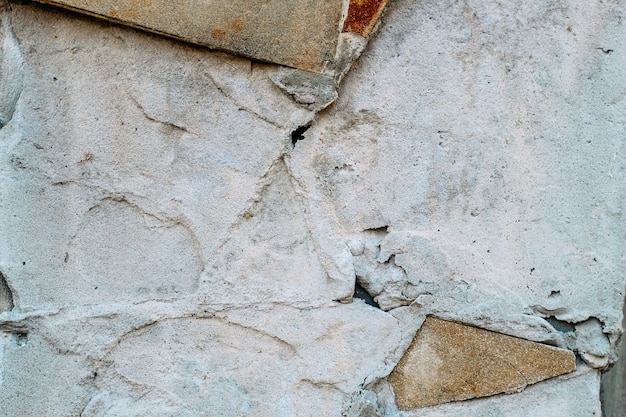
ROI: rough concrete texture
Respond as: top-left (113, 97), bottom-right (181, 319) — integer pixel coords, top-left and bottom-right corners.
top-left (388, 317), bottom-right (576, 409)
top-left (0, 2), bottom-right (22, 127)
top-left (0, 0), bottom-right (624, 416)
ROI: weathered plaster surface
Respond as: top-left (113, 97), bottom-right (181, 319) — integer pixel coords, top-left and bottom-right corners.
top-left (0, 2), bottom-right (22, 128)
top-left (0, 0), bottom-right (623, 415)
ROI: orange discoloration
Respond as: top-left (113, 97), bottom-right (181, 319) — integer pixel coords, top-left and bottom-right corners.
top-left (107, 0), bottom-right (152, 22)
top-left (211, 28), bottom-right (227, 40)
top-left (78, 152), bottom-right (94, 164)
top-left (230, 18), bottom-right (244, 32)
top-left (342, 0), bottom-right (388, 37)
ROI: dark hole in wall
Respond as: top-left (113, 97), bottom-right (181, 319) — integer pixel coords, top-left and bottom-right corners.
top-left (363, 226), bottom-right (388, 234)
top-left (353, 282), bottom-right (380, 309)
top-left (0, 271), bottom-right (14, 312)
top-left (13, 332), bottom-right (28, 346)
top-left (291, 125), bottom-right (310, 146)
top-left (546, 316), bottom-right (575, 333)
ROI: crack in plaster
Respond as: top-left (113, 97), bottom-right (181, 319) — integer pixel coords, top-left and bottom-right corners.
top-left (129, 95), bottom-right (193, 134)
top-left (201, 70), bottom-right (288, 130)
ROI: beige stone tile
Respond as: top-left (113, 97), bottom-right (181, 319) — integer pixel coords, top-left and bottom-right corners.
top-left (389, 316), bottom-right (577, 410)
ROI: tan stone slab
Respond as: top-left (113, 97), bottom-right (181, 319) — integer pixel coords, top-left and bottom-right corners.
top-left (388, 316), bottom-right (576, 410)
top-left (34, 0), bottom-right (344, 73)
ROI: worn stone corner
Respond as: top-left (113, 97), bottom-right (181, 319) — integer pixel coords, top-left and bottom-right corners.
top-left (388, 316), bottom-right (577, 410)
top-left (32, 0), bottom-right (389, 76)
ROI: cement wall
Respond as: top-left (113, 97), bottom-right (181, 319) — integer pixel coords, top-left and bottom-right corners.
top-left (0, 0), bottom-right (624, 415)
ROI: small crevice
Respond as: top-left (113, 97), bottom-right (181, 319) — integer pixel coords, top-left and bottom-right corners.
top-left (363, 226), bottom-right (388, 234)
top-left (129, 96), bottom-right (191, 134)
top-left (291, 124), bottom-right (310, 146)
top-left (0, 270), bottom-right (14, 312)
top-left (12, 331), bottom-right (27, 346)
top-left (353, 281), bottom-right (380, 309)
top-left (546, 316), bottom-right (575, 333)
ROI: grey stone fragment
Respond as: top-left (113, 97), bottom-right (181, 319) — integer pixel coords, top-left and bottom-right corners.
top-left (333, 32), bottom-right (368, 81)
top-left (270, 68), bottom-right (338, 111)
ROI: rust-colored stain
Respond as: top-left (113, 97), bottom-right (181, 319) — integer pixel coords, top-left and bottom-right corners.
top-left (211, 28), bottom-right (226, 40)
top-left (78, 152), bottom-right (94, 164)
top-left (342, 0), bottom-right (388, 37)
top-left (230, 18), bottom-right (244, 32)
top-left (111, 0), bottom-right (152, 21)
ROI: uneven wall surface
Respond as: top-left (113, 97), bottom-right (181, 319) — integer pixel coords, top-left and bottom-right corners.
top-left (0, 0), bottom-right (624, 416)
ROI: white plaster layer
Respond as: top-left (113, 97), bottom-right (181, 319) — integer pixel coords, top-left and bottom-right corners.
top-left (0, 1), bottom-right (22, 128)
top-left (0, 0), bottom-right (623, 415)
top-left (289, 0), bottom-right (625, 364)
